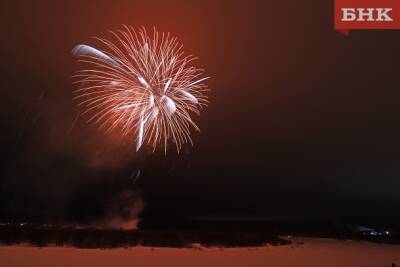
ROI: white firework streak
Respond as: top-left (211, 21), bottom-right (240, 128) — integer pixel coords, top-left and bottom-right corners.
top-left (72, 26), bottom-right (209, 153)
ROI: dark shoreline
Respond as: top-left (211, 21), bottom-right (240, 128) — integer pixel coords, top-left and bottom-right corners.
top-left (1, 220), bottom-right (400, 249)
top-left (0, 224), bottom-right (290, 249)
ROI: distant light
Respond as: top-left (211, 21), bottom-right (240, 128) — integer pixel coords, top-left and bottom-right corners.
top-left (385, 231), bottom-right (390, 235)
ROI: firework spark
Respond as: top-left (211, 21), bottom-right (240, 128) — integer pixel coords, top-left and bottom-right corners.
top-left (72, 26), bottom-right (209, 153)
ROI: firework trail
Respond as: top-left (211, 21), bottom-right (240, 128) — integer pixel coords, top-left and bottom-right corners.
top-left (72, 26), bottom-right (209, 153)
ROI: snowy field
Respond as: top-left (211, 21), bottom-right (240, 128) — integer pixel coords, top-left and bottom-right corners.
top-left (1, 237), bottom-right (400, 267)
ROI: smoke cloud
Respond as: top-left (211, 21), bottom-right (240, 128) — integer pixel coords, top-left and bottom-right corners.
top-left (96, 190), bottom-right (144, 230)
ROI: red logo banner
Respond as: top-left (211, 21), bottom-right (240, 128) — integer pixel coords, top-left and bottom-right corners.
top-left (335, 0), bottom-right (400, 31)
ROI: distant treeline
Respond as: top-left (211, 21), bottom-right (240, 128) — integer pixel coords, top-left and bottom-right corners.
top-left (0, 224), bottom-right (290, 249)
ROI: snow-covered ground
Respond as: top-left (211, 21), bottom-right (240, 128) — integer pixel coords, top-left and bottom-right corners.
top-left (0, 237), bottom-right (399, 267)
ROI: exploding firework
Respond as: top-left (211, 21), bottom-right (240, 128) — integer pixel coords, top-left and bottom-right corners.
top-left (72, 26), bottom-right (209, 153)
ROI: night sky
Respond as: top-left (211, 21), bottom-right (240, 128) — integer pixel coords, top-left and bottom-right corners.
top-left (2, 0), bottom-right (400, 224)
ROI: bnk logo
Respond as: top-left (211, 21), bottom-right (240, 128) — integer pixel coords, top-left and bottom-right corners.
top-left (341, 8), bottom-right (393, 22)
top-left (335, 0), bottom-right (400, 30)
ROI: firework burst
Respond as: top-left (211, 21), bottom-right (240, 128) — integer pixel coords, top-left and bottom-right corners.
top-left (72, 26), bottom-right (209, 153)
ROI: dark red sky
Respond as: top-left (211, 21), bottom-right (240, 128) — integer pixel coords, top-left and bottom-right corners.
top-left (2, 1), bottom-right (400, 223)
